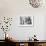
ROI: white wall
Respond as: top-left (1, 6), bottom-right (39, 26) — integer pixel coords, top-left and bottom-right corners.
top-left (0, 0), bottom-right (46, 40)
top-left (0, 16), bottom-right (45, 40)
top-left (0, 0), bottom-right (46, 17)
top-left (44, 16), bottom-right (46, 40)
top-left (9, 16), bottom-right (45, 40)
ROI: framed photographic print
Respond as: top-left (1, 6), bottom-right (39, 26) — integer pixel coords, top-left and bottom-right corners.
top-left (18, 16), bottom-right (34, 27)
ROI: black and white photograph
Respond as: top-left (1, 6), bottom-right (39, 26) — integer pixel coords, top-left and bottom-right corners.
top-left (19, 16), bottom-right (34, 26)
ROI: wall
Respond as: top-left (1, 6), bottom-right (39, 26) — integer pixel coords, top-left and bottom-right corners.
top-left (44, 16), bottom-right (46, 40)
top-left (0, 0), bottom-right (46, 17)
top-left (0, 16), bottom-right (45, 40)
top-left (0, 0), bottom-right (46, 40)
top-left (9, 16), bottom-right (45, 40)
